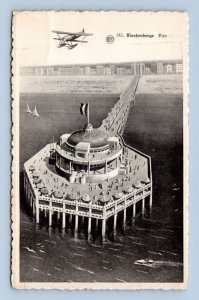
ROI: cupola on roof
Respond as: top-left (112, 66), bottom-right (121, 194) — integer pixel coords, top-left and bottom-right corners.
top-left (67, 123), bottom-right (109, 148)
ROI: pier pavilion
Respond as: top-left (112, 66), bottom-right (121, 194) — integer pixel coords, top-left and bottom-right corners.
top-left (55, 123), bottom-right (123, 183)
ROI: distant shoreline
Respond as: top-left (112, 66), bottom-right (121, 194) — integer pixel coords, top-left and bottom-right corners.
top-left (20, 74), bottom-right (183, 95)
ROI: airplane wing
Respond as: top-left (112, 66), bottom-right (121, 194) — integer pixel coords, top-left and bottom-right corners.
top-left (52, 30), bottom-right (93, 36)
top-left (74, 39), bottom-right (88, 43)
top-left (78, 33), bottom-right (93, 36)
top-left (52, 30), bottom-right (73, 35)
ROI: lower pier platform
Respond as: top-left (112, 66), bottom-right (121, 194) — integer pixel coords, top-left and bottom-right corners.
top-left (24, 141), bottom-right (152, 243)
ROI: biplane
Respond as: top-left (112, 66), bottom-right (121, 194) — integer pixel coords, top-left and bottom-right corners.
top-left (52, 28), bottom-right (93, 50)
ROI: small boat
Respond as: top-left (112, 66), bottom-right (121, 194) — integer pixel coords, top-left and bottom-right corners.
top-left (33, 106), bottom-right (40, 117)
top-left (134, 259), bottom-right (154, 267)
top-left (26, 104), bottom-right (32, 114)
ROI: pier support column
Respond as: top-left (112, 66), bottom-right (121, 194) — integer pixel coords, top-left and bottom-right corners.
top-left (57, 211), bottom-right (60, 220)
top-left (49, 210), bottom-right (52, 227)
top-left (44, 209), bottom-right (47, 218)
top-left (102, 219), bottom-right (106, 244)
top-left (133, 203), bottom-right (136, 218)
top-left (49, 201), bottom-right (52, 227)
top-left (88, 217), bottom-right (91, 242)
top-left (123, 208), bottom-right (127, 230)
top-left (149, 192), bottom-right (153, 208)
top-left (75, 215), bottom-right (79, 237)
top-left (142, 198), bottom-right (145, 214)
top-left (113, 213), bottom-right (117, 238)
top-left (36, 207), bottom-right (40, 224)
top-left (62, 212), bottom-right (66, 229)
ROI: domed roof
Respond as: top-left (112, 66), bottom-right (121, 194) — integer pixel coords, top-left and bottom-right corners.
top-left (67, 124), bottom-right (109, 148)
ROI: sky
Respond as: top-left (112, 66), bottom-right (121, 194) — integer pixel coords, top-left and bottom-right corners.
top-left (13, 11), bottom-right (188, 66)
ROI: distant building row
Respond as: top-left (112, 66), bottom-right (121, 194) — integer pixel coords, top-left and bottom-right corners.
top-left (20, 63), bottom-right (146, 76)
top-left (156, 62), bottom-right (183, 74)
top-left (20, 61), bottom-right (183, 76)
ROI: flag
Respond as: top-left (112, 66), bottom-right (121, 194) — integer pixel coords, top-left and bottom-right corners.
top-left (80, 103), bottom-right (89, 117)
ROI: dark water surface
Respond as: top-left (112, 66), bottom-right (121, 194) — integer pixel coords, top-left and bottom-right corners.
top-left (20, 93), bottom-right (183, 283)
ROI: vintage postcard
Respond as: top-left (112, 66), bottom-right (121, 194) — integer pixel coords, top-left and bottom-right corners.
top-left (11, 11), bottom-right (189, 289)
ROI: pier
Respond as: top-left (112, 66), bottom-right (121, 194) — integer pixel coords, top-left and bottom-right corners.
top-left (23, 75), bottom-right (152, 243)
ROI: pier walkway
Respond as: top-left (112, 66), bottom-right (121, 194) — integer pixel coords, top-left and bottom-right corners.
top-left (99, 76), bottom-right (140, 135)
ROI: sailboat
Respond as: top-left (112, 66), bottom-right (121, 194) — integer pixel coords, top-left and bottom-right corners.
top-left (26, 104), bottom-right (32, 114)
top-left (32, 106), bottom-right (40, 117)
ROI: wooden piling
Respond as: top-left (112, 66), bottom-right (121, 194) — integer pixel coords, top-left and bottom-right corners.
top-left (123, 208), bottom-right (126, 230)
top-left (75, 215), bottom-right (79, 234)
top-left (133, 203), bottom-right (136, 218)
top-left (49, 210), bottom-right (52, 227)
top-left (36, 207), bottom-right (40, 224)
top-left (149, 192), bottom-right (152, 208)
top-left (62, 212), bottom-right (66, 229)
top-left (102, 219), bottom-right (106, 243)
top-left (113, 213), bottom-right (117, 237)
top-left (88, 217), bottom-right (91, 241)
top-left (142, 198), bottom-right (145, 214)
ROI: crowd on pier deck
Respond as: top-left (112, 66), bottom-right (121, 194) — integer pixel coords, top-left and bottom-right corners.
top-left (25, 143), bottom-right (149, 206)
